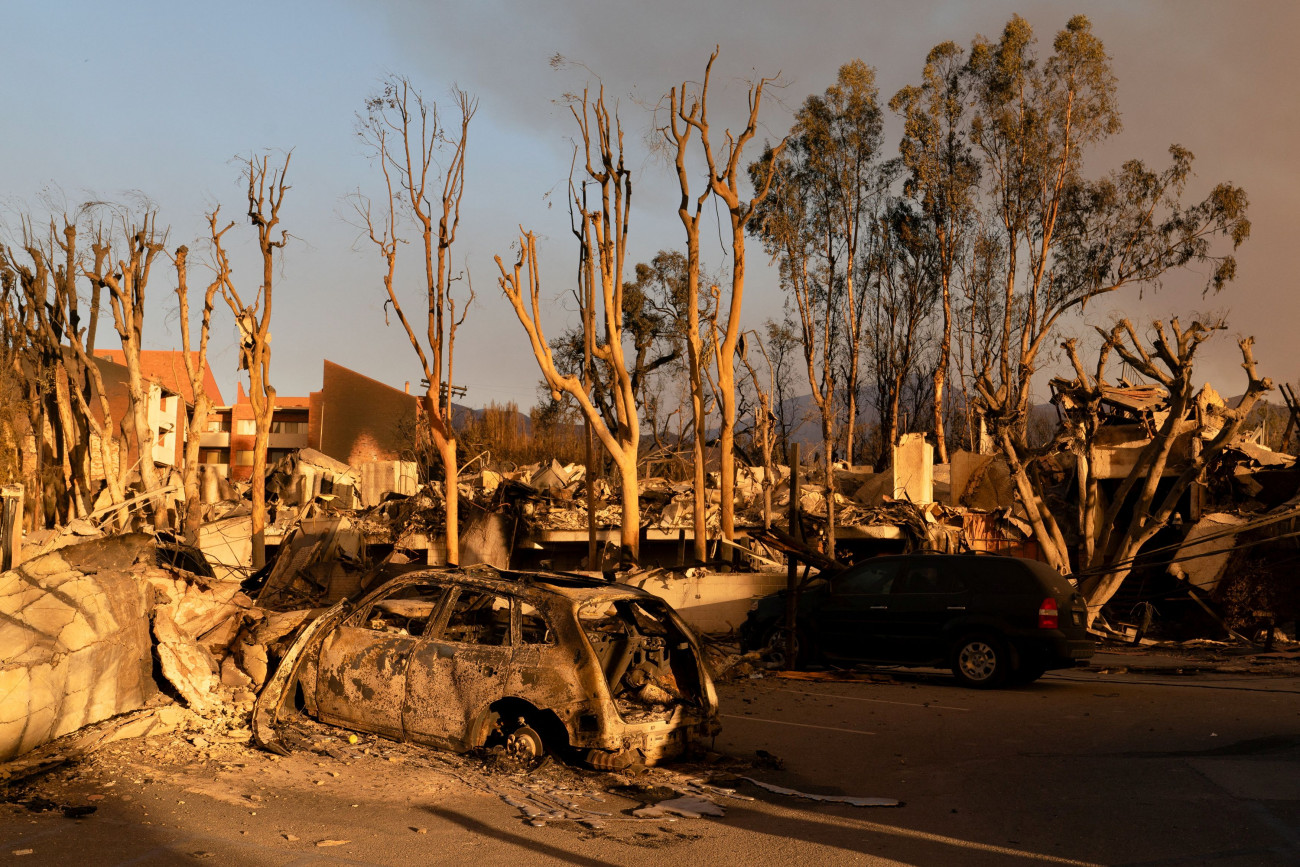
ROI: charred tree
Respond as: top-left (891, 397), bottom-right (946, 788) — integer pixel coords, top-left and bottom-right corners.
top-left (357, 78), bottom-right (475, 565)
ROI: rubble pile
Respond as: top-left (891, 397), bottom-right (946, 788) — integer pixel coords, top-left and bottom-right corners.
top-left (1049, 378), bottom-right (1300, 639)
top-left (3, 368), bottom-right (1296, 768)
top-left (0, 533), bottom-right (265, 762)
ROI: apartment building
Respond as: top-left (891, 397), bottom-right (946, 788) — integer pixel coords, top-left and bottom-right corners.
top-left (91, 349), bottom-right (225, 472)
top-left (198, 359), bottom-right (418, 481)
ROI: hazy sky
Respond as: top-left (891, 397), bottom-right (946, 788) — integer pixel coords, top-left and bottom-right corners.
top-left (3, 1), bottom-right (1296, 409)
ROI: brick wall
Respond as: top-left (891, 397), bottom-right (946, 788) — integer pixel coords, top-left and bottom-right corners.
top-left (316, 360), bottom-right (418, 467)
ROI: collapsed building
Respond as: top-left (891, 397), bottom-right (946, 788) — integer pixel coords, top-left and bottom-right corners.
top-left (1049, 378), bottom-right (1300, 641)
top-left (3, 353), bottom-right (1298, 767)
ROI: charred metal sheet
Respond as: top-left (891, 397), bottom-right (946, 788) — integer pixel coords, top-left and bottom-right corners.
top-left (252, 598), bottom-right (351, 755)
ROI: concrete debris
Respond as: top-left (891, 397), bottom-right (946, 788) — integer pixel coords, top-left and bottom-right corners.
top-left (5, 379), bottom-right (1294, 769)
top-left (256, 515), bottom-right (366, 609)
top-left (0, 537), bottom-right (156, 761)
top-left (738, 776), bottom-right (902, 807)
top-left (1168, 513), bottom-right (1250, 592)
top-left (152, 606), bottom-right (219, 713)
top-left (1, 530), bottom-right (276, 764)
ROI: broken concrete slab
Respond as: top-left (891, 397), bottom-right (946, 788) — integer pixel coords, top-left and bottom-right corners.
top-left (359, 460), bottom-right (419, 508)
top-left (1168, 513), bottom-right (1250, 592)
top-left (152, 606), bottom-right (218, 713)
top-left (0, 539), bottom-right (156, 762)
top-left (460, 510), bottom-right (512, 569)
top-left (950, 450), bottom-right (1015, 511)
top-left (196, 514), bottom-right (253, 582)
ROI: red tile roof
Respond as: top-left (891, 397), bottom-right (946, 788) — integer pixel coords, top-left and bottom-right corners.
top-left (94, 350), bottom-right (224, 406)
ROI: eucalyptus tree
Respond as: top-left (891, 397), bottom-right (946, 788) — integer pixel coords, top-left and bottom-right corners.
top-left (748, 60), bottom-right (890, 554)
top-left (966, 14), bottom-right (1250, 572)
top-left (890, 41), bottom-right (980, 463)
top-left (865, 200), bottom-right (940, 470)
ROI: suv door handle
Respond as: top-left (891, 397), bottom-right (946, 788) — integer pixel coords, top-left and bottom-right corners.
top-left (870, 605), bottom-right (888, 610)
top-left (946, 606), bottom-right (966, 611)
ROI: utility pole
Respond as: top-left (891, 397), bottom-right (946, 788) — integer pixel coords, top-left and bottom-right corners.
top-left (784, 442), bottom-right (802, 668)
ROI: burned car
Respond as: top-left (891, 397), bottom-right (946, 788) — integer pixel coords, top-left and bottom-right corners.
top-left (254, 566), bottom-right (720, 767)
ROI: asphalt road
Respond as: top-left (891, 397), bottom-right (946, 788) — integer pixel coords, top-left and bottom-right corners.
top-left (715, 661), bottom-right (1300, 865)
top-left (2, 659), bottom-right (1298, 866)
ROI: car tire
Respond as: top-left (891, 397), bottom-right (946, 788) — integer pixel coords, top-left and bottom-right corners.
top-left (950, 633), bottom-right (1009, 689)
top-left (762, 626), bottom-right (818, 668)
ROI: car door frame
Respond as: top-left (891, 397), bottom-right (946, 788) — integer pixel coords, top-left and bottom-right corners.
top-left (887, 559), bottom-right (971, 663)
top-left (813, 558), bottom-right (904, 661)
top-left (401, 583), bottom-right (520, 751)
top-left (313, 592), bottom-right (433, 740)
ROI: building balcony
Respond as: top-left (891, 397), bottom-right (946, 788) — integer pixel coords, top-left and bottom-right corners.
top-left (268, 432), bottom-right (310, 449)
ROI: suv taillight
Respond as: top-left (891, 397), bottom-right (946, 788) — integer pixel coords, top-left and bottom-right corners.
top-left (1038, 598), bottom-right (1059, 629)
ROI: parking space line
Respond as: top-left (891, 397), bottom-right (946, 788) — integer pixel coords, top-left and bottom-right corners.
top-left (720, 714), bottom-right (876, 735)
top-left (774, 687), bottom-right (971, 711)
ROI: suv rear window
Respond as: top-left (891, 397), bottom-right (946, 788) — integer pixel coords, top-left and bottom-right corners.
top-left (1021, 559), bottom-right (1078, 596)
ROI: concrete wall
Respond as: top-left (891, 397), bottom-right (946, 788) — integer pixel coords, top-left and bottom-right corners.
top-left (0, 540), bottom-right (155, 761)
top-left (623, 570), bottom-right (790, 634)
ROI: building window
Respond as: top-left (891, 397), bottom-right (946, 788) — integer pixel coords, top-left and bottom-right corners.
top-left (267, 448), bottom-right (294, 465)
top-left (235, 419), bottom-right (256, 435)
top-left (199, 449), bottom-right (225, 464)
top-left (270, 419), bottom-right (309, 434)
top-left (205, 416), bottom-right (231, 433)
top-left (234, 450), bottom-right (254, 466)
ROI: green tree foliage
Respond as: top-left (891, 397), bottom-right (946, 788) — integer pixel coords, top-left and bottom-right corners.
top-left (890, 40), bottom-right (980, 461)
top-left (967, 14), bottom-right (1249, 426)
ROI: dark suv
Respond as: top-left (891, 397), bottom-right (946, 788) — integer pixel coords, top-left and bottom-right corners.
top-left (739, 553), bottom-right (1094, 687)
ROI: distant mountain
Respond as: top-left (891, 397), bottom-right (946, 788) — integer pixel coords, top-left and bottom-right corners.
top-left (450, 402), bottom-right (534, 433)
top-left (763, 388), bottom-right (1061, 454)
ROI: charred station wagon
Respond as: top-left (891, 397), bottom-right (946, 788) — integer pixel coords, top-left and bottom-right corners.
top-left (255, 566), bottom-right (720, 767)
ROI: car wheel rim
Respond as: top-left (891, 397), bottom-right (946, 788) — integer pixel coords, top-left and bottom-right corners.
top-left (505, 725), bottom-right (543, 760)
top-left (765, 630), bottom-right (795, 666)
top-left (959, 641), bottom-right (997, 681)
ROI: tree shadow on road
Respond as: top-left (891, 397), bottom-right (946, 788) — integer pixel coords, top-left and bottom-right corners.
top-left (421, 805), bottom-right (617, 866)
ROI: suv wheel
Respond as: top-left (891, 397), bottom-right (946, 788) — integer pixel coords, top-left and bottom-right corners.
top-left (951, 633), bottom-right (1008, 689)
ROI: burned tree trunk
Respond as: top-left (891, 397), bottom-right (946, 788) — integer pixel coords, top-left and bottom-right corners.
top-left (1075, 320), bottom-right (1271, 623)
top-left (89, 210), bottom-right (170, 529)
top-left (356, 79), bottom-right (475, 565)
top-left (173, 212), bottom-right (230, 541)
top-left (218, 154), bottom-right (292, 569)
